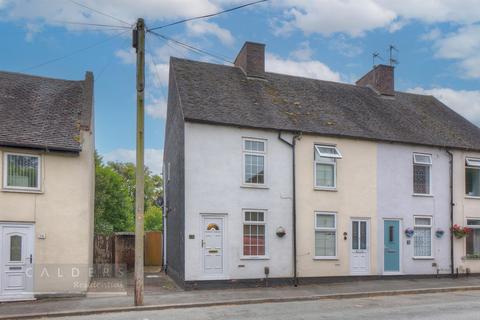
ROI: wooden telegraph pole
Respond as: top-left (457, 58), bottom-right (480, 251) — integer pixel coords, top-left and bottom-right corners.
top-left (133, 18), bottom-right (145, 306)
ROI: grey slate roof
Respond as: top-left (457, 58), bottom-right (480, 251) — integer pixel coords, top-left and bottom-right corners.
top-left (170, 57), bottom-right (480, 151)
top-left (0, 71), bottom-right (93, 153)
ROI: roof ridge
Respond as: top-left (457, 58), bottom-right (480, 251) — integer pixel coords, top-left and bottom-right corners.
top-left (0, 70), bottom-right (86, 83)
top-left (171, 57), bottom-right (437, 98)
top-left (170, 56), bottom-right (480, 151)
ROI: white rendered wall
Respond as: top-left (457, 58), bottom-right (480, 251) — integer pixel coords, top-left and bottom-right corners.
top-left (184, 123), bottom-right (293, 281)
top-left (452, 150), bottom-right (480, 273)
top-left (377, 143), bottom-right (451, 275)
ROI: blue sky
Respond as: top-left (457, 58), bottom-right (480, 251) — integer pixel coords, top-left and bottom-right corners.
top-left (0, 0), bottom-right (479, 174)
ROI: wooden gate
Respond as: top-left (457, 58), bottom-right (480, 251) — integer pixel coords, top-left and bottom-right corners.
top-left (144, 231), bottom-right (163, 267)
top-left (93, 232), bottom-right (163, 275)
top-left (93, 234), bottom-right (115, 277)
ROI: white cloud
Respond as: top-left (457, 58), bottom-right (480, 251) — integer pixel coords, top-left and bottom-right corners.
top-left (145, 97), bottom-right (167, 120)
top-left (115, 48), bottom-right (136, 65)
top-left (266, 53), bottom-right (341, 82)
top-left (186, 20), bottom-right (234, 46)
top-left (420, 28), bottom-right (441, 41)
top-left (408, 87), bottom-right (480, 126)
top-left (379, 0), bottom-right (480, 25)
top-left (432, 25), bottom-right (480, 78)
top-left (272, 0), bottom-right (480, 37)
top-left (103, 148), bottom-right (164, 174)
top-left (273, 0), bottom-right (396, 37)
top-left (24, 23), bottom-right (42, 42)
top-left (290, 41), bottom-right (313, 61)
top-left (329, 35), bottom-right (363, 57)
top-left (0, 0), bottom-right (221, 30)
top-left (147, 60), bottom-right (169, 87)
top-left (152, 44), bottom-right (189, 63)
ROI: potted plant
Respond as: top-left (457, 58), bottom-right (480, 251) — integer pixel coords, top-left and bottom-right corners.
top-left (405, 227), bottom-right (415, 238)
top-left (451, 224), bottom-right (472, 239)
top-left (435, 229), bottom-right (445, 239)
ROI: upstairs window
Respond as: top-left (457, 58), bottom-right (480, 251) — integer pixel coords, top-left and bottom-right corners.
top-left (243, 138), bottom-right (266, 186)
top-left (466, 158), bottom-right (480, 197)
top-left (3, 153), bottom-right (40, 190)
top-left (413, 216), bottom-right (433, 258)
top-left (413, 153), bottom-right (432, 195)
top-left (314, 145), bottom-right (342, 189)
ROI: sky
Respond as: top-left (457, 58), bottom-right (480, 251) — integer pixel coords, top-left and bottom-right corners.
top-left (0, 0), bottom-right (479, 174)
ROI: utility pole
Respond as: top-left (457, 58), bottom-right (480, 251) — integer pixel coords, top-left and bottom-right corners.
top-left (133, 17), bottom-right (145, 307)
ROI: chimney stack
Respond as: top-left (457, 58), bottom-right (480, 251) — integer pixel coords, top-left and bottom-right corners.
top-left (234, 42), bottom-right (265, 79)
top-left (356, 64), bottom-right (394, 96)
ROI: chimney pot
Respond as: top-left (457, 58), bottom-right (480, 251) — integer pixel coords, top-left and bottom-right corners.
top-left (234, 42), bottom-right (265, 79)
top-left (356, 64), bottom-right (394, 96)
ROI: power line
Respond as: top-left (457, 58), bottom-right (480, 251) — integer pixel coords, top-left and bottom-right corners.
top-left (21, 29), bottom-right (129, 71)
top-left (148, 0), bottom-right (268, 31)
top-left (52, 20), bottom-right (132, 29)
top-left (148, 30), bottom-right (233, 65)
top-left (67, 0), bottom-right (133, 27)
top-left (97, 36), bottom-right (131, 80)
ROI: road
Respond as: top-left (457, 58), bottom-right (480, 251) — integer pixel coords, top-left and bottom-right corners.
top-left (50, 291), bottom-right (480, 320)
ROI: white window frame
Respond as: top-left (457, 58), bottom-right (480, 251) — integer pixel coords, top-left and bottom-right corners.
top-left (413, 153), bottom-right (433, 196)
top-left (314, 211), bottom-right (337, 259)
top-left (242, 138), bottom-right (267, 187)
top-left (3, 152), bottom-right (41, 191)
top-left (413, 216), bottom-right (433, 259)
top-left (466, 157), bottom-right (480, 197)
top-left (466, 218), bottom-right (480, 256)
top-left (466, 158), bottom-right (480, 167)
top-left (314, 145), bottom-right (342, 190)
top-left (242, 209), bottom-right (268, 259)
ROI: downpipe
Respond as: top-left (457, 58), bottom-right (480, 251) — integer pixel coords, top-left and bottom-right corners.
top-left (446, 149), bottom-right (454, 277)
top-left (278, 131), bottom-right (302, 287)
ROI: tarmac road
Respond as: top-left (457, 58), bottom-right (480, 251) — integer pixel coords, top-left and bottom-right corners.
top-left (48, 290), bottom-right (480, 320)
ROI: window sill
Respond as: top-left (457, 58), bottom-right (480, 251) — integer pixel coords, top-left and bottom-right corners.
top-left (2, 188), bottom-right (43, 194)
top-left (465, 196), bottom-right (480, 200)
top-left (314, 187), bottom-right (337, 192)
top-left (412, 193), bottom-right (434, 198)
top-left (462, 256), bottom-right (480, 261)
top-left (240, 256), bottom-right (269, 260)
top-left (412, 257), bottom-right (434, 260)
top-left (313, 257), bottom-right (338, 261)
top-left (241, 184), bottom-right (269, 190)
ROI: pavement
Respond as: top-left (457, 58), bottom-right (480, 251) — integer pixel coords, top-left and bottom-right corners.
top-left (2, 275), bottom-right (480, 319)
top-left (45, 290), bottom-right (480, 320)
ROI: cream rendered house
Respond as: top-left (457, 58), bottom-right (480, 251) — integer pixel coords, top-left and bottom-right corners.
top-left (294, 64), bottom-right (480, 280)
top-left (0, 71), bottom-right (95, 301)
top-left (164, 41), bottom-right (480, 287)
top-left (453, 151), bottom-right (480, 274)
top-left (296, 137), bottom-right (378, 278)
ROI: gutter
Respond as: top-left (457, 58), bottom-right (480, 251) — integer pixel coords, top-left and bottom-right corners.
top-left (446, 149), bottom-right (454, 277)
top-left (0, 142), bottom-right (81, 154)
top-left (278, 131), bottom-right (301, 286)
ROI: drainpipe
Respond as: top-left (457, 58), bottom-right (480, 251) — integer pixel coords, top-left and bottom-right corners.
top-left (162, 167), bottom-right (168, 273)
top-left (446, 149), bottom-right (454, 277)
top-left (278, 131), bottom-right (301, 287)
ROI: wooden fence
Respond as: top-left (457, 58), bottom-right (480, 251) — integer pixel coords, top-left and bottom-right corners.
top-left (93, 231), bottom-right (163, 277)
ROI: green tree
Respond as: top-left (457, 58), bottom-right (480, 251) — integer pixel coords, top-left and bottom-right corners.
top-left (107, 161), bottom-right (163, 211)
top-left (144, 206), bottom-right (163, 231)
top-left (94, 153), bottom-right (134, 234)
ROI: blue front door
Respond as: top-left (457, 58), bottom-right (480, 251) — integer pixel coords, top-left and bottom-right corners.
top-left (384, 220), bottom-right (400, 272)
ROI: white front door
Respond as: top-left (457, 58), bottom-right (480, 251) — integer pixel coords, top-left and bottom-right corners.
top-left (0, 224), bottom-right (35, 301)
top-left (202, 216), bottom-right (224, 277)
top-left (350, 219), bottom-right (370, 275)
